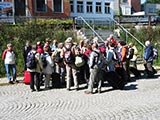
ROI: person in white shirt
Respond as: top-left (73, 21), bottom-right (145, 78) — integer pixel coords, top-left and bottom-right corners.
top-left (2, 43), bottom-right (17, 84)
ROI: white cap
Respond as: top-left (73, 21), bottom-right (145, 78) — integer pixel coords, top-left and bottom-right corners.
top-left (110, 34), bottom-right (113, 37)
top-left (93, 37), bottom-right (98, 43)
top-left (65, 37), bottom-right (72, 43)
top-left (145, 40), bottom-right (150, 46)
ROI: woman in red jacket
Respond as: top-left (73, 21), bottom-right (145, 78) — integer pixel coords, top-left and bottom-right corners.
top-left (2, 43), bottom-right (17, 84)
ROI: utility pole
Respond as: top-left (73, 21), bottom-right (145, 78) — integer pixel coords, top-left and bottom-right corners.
top-left (12, 0), bottom-right (15, 24)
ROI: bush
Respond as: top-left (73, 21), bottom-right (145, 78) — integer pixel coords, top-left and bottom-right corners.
top-left (120, 26), bottom-right (160, 66)
top-left (0, 19), bottom-right (74, 77)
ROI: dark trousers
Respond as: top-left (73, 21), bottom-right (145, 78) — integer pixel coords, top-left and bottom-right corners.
top-left (144, 62), bottom-right (155, 77)
top-left (132, 61), bottom-right (137, 69)
top-left (121, 60), bottom-right (130, 82)
top-left (30, 72), bottom-right (40, 90)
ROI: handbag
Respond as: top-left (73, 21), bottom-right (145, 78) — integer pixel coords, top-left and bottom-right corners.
top-left (75, 56), bottom-right (85, 67)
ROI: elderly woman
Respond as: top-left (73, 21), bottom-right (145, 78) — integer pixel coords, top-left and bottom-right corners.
top-left (27, 45), bottom-right (43, 92)
top-left (2, 43), bottom-right (17, 84)
top-left (144, 40), bottom-right (155, 78)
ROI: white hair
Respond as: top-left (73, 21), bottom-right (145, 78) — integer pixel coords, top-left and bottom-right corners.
top-left (145, 40), bottom-right (150, 46)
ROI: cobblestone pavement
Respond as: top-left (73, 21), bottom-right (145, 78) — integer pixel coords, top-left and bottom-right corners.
top-left (0, 72), bottom-right (160, 120)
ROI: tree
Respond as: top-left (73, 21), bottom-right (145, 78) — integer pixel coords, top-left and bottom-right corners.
top-left (147, 0), bottom-right (160, 3)
top-left (157, 10), bottom-right (160, 16)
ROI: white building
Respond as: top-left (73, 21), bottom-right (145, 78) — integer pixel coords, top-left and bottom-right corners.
top-left (144, 3), bottom-right (160, 16)
top-left (70, 0), bottom-right (114, 20)
top-left (121, 4), bottom-right (131, 15)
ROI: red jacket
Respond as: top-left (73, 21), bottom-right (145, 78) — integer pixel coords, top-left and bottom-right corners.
top-left (84, 49), bottom-right (92, 58)
top-left (2, 49), bottom-right (8, 60)
top-left (110, 38), bottom-right (118, 47)
top-left (37, 45), bottom-right (43, 54)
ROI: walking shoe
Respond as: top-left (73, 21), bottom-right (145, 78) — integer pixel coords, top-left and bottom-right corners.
top-left (31, 89), bottom-right (36, 92)
top-left (98, 90), bottom-right (101, 94)
top-left (36, 89), bottom-right (40, 92)
top-left (66, 88), bottom-right (71, 91)
top-left (84, 91), bottom-right (93, 94)
top-left (14, 80), bottom-right (19, 83)
top-left (95, 89), bottom-right (101, 94)
top-left (75, 88), bottom-right (79, 91)
top-left (8, 81), bottom-right (14, 84)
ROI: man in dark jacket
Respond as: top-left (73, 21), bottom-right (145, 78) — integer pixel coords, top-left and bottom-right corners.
top-left (144, 40), bottom-right (155, 78)
top-left (23, 41), bottom-right (32, 70)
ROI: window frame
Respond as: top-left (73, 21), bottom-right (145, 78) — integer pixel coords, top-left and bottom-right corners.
top-left (70, 0), bottom-right (74, 13)
top-left (77, 1), bottom-right (83, 13)
top-left (96, 2), bottom-right (102, 14)
top-left (86, 1), bottom-right (93, 13)
top-left (53, 0), bottom-right (63, 13)
top-left (104, 3), bottom-right (110, 14)
top-left (35, 0), bottom-right (47, 13)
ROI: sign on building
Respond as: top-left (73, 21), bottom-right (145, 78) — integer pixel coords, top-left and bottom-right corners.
top-left (0, 2), bottom-right (13, 9)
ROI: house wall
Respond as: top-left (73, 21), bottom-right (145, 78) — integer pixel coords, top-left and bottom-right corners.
top-left (145, 3), bottom-right (160, 16)
top-left (129, 0), bottom-right (141, 12)
top-left (70, 0), bottom-right (114, 20)
top-left (114, 0), bottom-right (140, 15)
top-left (2, 0), bottom-right (70, 18)
top-left (28, 0), bottom-right (70, 17)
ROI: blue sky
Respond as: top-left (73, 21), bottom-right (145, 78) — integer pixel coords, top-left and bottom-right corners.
top-left (141, 0), bottom-right (146, 4)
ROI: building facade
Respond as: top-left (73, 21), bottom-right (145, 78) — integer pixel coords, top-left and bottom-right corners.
top-left (144, 3), bottom-right (160, 16)
top-left (70, 0), bottom-right (114, 20)
top-left (114, 0), bottom-right (140, 15)
top-left (1, 0), bottom-right (70, 18)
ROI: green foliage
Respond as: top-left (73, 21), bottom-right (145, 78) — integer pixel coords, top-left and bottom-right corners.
top-left (0, 19), bottom-right (74, 77)
top-left (157, 10), bottom-right (160, 16)
top-left (120, 25), bottom-right (160, 66)
top-left (147, 0), bottom-right (160, 3)
top-left (24, 19), bottom-right (73, 30)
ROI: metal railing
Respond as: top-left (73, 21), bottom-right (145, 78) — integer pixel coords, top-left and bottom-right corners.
top-left (112, 18), bottom-right (145, 48)
top-left (76, 16), bottom-right (145, 48)
top-left (75, 16), bottom-right (109, 43)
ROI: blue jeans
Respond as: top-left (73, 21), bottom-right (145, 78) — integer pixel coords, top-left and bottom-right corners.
top-left (5, 64), bottom-right (17, 81)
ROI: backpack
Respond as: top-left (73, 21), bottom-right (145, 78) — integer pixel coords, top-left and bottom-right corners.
top-left (41, 53), bottom-right (48, 68)
top-left (75, 56), bottom-right (85, 67)
top-left (54, 51), bottom-right (63, 63)
top-left (152, 47), bottom-right (158, 59)
top-left (126, 47), bottom-right (134, 60)
top-left (26, 51), bottom-right (37, 69)
top-left (64, 47), bottom-right (74, 64)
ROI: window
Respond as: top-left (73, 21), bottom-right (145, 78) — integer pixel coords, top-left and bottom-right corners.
top-left (53, 0), bottom-right (62, 13)
top-left (77, 1), bottom-right (83, 13)
top-left (105, 3), bottom-right (110, 14)
top-left (87, 2), bottom-right (92, 13)
top-left (70, 0), bottom-right (74, 12)
top-left (96, 2), bottom-right (101, 13)
top-left (123, 0), bottom-right (127, 3)
top-left (148, 8), bottom-right (154, 13)
top-left (35, 0), bottom-right (47, 12)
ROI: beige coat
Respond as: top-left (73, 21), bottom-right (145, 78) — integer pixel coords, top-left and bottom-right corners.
top-left (27, 51), bottom-right (43, 73)
top-left (130, 45), bottom-right (138, 61)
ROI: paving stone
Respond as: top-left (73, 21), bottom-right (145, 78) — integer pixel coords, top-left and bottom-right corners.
top-left (0, 72), bottom-right (160, 120)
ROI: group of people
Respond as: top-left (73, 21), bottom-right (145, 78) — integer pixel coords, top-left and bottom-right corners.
top-left (2, 34), bottom-right (157, 94)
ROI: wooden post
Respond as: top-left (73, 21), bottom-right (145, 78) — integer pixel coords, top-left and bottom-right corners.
top-left (72, 17), bottom-right (76, 30)
top-left (118, 15), bottom-right (120, 30)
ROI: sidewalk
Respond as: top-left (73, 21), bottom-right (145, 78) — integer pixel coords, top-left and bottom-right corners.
top-left (0, 69), bottom-right (160, 120)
